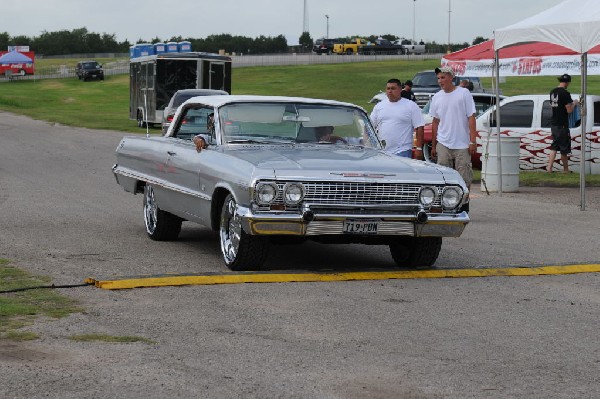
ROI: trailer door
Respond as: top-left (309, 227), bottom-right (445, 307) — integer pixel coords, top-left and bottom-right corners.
top-left (202, 60), bottom-right (231, 93)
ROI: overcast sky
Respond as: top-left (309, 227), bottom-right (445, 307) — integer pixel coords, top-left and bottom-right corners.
top-left (1, 0), bottom-right (566, 45)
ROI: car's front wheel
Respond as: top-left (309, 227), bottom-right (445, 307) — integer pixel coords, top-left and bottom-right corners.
top-left (143, 185), bottom-right (182, 241)
top-left (389, 237), bottom-right (442, 269)
top-left (219, 194), bottom-right (269, 271)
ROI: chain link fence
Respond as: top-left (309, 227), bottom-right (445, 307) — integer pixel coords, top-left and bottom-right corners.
top-left (1, 53), bottom-right (440, 82)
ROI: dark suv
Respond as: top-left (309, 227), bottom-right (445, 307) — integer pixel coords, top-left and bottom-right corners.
top-left (76, 60), bottom-right (104, 81)
top-left (411, 71), bottom-right (483, 107)
top-left (312, 38), bottom-right (341, 55)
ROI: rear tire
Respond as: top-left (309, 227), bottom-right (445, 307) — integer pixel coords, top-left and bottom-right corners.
top-left (143, 185), bottom-right (182, 241)
top-left (219, 194), bottom-right (269, 271)
top-left (389, 237), bottom-right (442, 269)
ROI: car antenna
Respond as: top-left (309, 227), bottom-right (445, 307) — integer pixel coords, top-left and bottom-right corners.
top-left (143, 92), bottom-right (149, 138)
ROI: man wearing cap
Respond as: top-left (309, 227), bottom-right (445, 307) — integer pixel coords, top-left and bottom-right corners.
top-left (401, 80), bottom-right (417, 102)
top-left (429, 66), bottom-right (477, 193)
top-left (547, 73), bottom-right (578, 173)
top-left (371, 78), bottom-right (425, 159)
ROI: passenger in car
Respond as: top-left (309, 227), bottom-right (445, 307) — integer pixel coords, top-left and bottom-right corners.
top-left (192, 113), bottom-right (214, 152)
top-left (315, 126), bottom-right (347, 144)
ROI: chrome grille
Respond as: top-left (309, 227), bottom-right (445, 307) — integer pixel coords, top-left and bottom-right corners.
top-left (254, 182), bottom-right (445, 210)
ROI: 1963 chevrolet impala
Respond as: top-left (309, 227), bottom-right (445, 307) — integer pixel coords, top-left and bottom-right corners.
top-left (113, 95), bottom-right (470, 270)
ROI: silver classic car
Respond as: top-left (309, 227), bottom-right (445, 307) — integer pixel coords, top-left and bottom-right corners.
top-left (113, 95), bottom-right (470, 270)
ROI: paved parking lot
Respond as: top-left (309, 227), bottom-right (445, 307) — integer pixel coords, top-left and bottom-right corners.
top-left (1, 112), bottom-right (599, 398)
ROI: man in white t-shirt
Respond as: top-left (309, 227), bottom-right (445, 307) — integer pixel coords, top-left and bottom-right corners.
top-left (370, 78), bottom-right (425, 158)
top-left (429, 67), bottom-right (477, 188)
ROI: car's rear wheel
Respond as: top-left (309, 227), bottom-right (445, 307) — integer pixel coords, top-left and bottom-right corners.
top-left (219, 194), bottom-right (269, 271)
top-left (143, 185), bottom-right (182, 241)
top-left (389, 237), bottom-right (442, 269)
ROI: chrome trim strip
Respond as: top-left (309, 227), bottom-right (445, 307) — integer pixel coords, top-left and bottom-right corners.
top-left (113, 166), bottom-right (211, 201)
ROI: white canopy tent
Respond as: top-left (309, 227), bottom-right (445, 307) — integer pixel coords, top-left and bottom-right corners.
top-left (493, 0), bottom-right (600, 210)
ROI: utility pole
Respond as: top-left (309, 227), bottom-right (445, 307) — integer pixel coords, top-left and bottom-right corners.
top-left (325, 15), bottom-right (329, 39)
top-left (447, 0), bottom-right (452, 53)
top-left (413, 0), bottom-right (416, 44)
top-left (303, 0), bottom-right (309, 33)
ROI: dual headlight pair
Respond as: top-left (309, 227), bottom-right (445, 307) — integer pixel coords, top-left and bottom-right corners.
top-left (419, 186), bottom-right (463, 210)
top-left (255, 182), bottom-right (304, 205)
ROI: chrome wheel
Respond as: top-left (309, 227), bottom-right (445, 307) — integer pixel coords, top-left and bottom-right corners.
top-left (220, 196), bottom-right (242, 264)
top-left (143, 185), bottom-right (181, 241)
top-left (144, 186), bottom-right (158, 235)
top-left (219, 194), bottom-right (269, 271)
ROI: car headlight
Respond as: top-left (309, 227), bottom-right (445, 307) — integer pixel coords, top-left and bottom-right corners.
top-left (283, 183), bottom-right (305, 205)
top-left (441, 186), bottom-right (463, 209)
top-left (418, 186), bottom-right (437, 207)
top-left (255, 182), bottom-right (278, 205)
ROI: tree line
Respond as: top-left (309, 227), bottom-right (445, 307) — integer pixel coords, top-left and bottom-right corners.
top-left (0, 28), bottom-right (289, 56)
top-left (0, 28), bottom-right (488, 56)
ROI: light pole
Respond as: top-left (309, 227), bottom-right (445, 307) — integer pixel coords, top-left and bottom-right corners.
top-left (447, 0), bottom-right (452, 53)
top-left (325, 15), bottom-right (329, 39)
top-left (412, 0), bottom-right (416, 44)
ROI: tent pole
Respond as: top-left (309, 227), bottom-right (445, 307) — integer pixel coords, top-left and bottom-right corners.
top-left (580, 53), bottom-right (587, 211)
top-left (495, 50), bottom-right (503, 195)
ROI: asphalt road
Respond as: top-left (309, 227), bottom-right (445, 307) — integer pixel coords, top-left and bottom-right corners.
top-left (1, 111), bottom-right (599, 399)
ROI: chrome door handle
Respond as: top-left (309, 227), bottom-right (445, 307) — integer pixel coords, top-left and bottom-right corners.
top-left (167, 151), bottom-right (176, 156)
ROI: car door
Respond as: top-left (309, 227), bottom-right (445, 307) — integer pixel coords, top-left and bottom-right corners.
top-left (164, 106), bottom-right (215, 224)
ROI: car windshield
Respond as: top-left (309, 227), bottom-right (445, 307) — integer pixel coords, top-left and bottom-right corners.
top-left (173, 94), bottom-right (203, 107)
top-left (412, 73), bottom-right (438, 87)
top-left (82, 62), bottom-right (99, 69)
top-left (217, 102), bottom-right (380, 148)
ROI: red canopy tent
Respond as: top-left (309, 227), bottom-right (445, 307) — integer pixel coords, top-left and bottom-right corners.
top-left (441, 39), bottom-right (600, 77)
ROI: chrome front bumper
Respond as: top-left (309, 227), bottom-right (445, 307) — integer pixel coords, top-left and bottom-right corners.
top-left (236, 206), bottom-right (470, 238)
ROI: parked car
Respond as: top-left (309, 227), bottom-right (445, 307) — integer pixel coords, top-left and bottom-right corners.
top-left (312, 38), bottom-right (341, 54)
top-left (419, 93), bottom-right (506, 167)
top-left (411, 71), bottom-right (483, 107)
top-left (161, 89), bottom-right (229, 133)
top-left (113, 95), bottom-right (470, 271)
top-left (475, 94), bottom-right (600, 173)
top-left (76, 60), bottom-right (104, 81)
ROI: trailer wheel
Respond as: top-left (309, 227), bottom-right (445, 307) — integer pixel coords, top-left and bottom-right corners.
top-left (136, 110), bottom-right (146, 128)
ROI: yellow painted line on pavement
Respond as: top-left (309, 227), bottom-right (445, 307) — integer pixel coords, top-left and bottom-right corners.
top-left (85, 263), bottom-right (600, 290)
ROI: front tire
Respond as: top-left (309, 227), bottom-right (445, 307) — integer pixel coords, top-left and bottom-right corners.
top-left (389, 237), bottom-right (442, 269)
top-left (143, 185), bottom-right (182, 241)
top-left (219, 194), bottom-right (269, 271)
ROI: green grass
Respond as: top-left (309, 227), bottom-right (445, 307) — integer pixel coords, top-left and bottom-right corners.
top-left (0, 259), bottom-right (82, 340)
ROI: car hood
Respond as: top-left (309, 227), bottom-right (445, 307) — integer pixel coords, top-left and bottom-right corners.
top-left (221, 145), bottom-right (454, 184)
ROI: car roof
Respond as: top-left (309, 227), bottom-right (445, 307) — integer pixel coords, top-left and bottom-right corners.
top-left (174, 89), bottom-right (228, 96)
top-left (183, 95), bottom-right (364, 110)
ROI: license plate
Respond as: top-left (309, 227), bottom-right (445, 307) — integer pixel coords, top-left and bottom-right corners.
top-left (343, 219), bottom-right (378, 234)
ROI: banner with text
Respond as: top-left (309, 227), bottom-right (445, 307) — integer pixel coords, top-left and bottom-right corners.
top-left (441, 54), bottom-right (600, 77)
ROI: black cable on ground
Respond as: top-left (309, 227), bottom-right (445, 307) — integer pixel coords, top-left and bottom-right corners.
top-left (0, 282), bottom-right (92, 294)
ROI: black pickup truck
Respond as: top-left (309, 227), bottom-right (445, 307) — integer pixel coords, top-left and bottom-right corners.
top-left (357, 39), bottom-right (404, 55)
